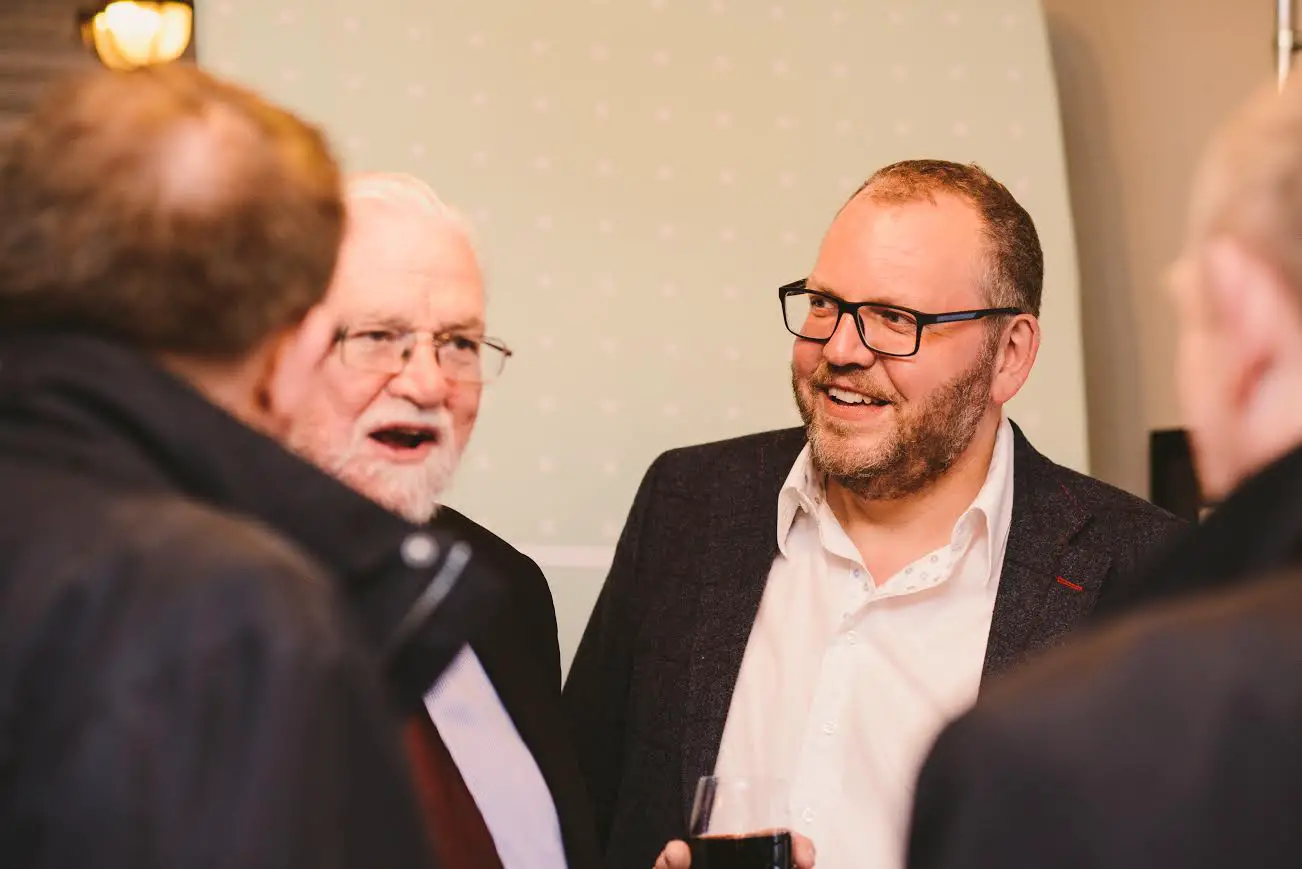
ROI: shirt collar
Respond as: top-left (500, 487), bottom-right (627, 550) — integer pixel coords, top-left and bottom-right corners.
top-left (776, 443), bottom-right (820, 559)
top-left (960, 413), bottom-right (1016, 587)
top-left (773, 414), bottom-right (1016, 584)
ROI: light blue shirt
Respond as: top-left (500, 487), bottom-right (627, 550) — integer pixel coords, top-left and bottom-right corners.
top-left (424, 645), bottom-right (568, 869)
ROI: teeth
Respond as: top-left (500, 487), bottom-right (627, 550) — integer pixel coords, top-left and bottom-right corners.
top-left (828, 387), bottom-right (869, 405)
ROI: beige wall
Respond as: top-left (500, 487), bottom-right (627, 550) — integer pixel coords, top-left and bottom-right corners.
top-left (200, 0), bottom-right (1092, 672)
top-left (1042, 0), bottom-right (1272, 496)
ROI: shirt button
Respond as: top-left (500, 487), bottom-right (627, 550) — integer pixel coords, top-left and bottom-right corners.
top-left (852, 568), bottom-right (862, 578)
top-left (822, 721), bottom-right (837, 735)
top-left (802, 807), bottom-right (816, 823)
top-left (846, 631), bottom-right (858, 645)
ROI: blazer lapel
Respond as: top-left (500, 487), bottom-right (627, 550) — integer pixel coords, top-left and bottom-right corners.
top-left (982, 426), bottom-right (1110, 681)
top-left (677, 431), bottom-right (804, 823)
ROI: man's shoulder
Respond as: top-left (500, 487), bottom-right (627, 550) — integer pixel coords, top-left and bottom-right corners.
top-left (961, 569), bottom-right (1302, 754)
top-left (647, 427), bottom-right (807, 492)
top-left (1012, 423), bottom-right (1184, 536)
top-left (436, 507), bottom-right (549, 588)
top-left (914, 572), bottom-right (1302, 868)
top-left (9, 486), bottom-right (325, 589)
top-left (3, 491), bottom-right (346, 682)
top-left (113, 494), bottom-right (321, 573)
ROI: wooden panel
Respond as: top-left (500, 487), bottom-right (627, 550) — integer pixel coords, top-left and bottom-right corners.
top-left (0, 0), bottom-right (98, 132)
top-left (0, 0), bottom-right (198, 135)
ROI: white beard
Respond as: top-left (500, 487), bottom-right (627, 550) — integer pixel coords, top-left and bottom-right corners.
top-left (333, 446), bottom-right (459, 524)
top-left (290, 405), bottom-right (462, 525)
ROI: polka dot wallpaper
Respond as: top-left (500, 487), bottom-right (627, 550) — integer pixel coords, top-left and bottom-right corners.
top-left (199, 0), bottom-right (1087, 672)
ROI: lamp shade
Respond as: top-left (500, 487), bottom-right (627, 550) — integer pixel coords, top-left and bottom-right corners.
top-left (81, 1), bottom-right (193, 70)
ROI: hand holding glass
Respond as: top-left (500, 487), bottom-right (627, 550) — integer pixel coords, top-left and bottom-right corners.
top-left (688, 777), bottom-right (793, 869)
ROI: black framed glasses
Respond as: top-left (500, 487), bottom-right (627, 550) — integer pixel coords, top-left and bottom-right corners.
top-left (778, 279), bottom-right (1022, 358)
top-left (334, 328), bottom-right (513, 384)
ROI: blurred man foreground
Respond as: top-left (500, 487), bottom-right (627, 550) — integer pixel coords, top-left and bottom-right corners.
top-left (0, 64), bottom-right (498, 869)
top-left (908, 74), bottom-right (1302, 869)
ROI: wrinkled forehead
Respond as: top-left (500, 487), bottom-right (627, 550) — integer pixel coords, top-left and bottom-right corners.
top-left (327, 197), bottom-right (485, 329)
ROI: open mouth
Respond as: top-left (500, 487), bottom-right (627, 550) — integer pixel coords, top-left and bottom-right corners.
top-left (368, 425), bottom-right (441, 450)
top-left (824, 386), bottom-right (891, 408)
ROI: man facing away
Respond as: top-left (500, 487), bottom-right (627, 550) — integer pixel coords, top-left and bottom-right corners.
top-left (562, 160), bottom-right (1184, 869)
top-left (285, 173), bottom-right (600, 869)
top-left (908, 75), bottom-right (1302, 869)
top-left (0, 66), bottom-right (497, 869)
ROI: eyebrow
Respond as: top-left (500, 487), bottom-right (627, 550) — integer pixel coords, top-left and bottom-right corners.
top-left (804, 279), bottom-right (905, 309)
top-left (437, 317), bottom-right (485, 335)
top-left (351, 315), bottom-right (414, 331)
top-left (350, 315), bottom-right (485, 334)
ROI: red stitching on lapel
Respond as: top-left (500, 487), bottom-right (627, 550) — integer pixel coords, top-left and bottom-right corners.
top-left (1056, 576), bottom-right (1084, 592)
top-left (1058, 482), bottom-right (1082, 510)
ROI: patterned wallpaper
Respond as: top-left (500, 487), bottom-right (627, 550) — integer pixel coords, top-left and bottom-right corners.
top-left (199, 0), bottom-right (1086, 673)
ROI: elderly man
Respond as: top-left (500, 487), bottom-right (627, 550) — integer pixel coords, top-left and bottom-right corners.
top-left (907, 77), bottom-right (1302, 869)
top-left (0, 66), bottom-right (501, 869)
top-left (286, 173), bottom-right (599, 869)
top-left (563, 160), bottom-right (1184, 869)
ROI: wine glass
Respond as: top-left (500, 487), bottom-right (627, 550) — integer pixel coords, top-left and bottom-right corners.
top-left (688, 776), bottom-right (793, 869)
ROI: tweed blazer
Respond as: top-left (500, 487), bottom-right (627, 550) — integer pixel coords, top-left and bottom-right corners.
top-left (562, 423), bottom-right (1185, 869)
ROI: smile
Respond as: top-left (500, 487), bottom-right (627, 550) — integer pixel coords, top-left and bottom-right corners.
top-left (824, 386), bottom-right (891, 407)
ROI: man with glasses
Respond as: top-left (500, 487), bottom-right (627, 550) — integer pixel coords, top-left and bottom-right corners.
top-left (286, 173), bottom-right (600, 869)
top-left (563, 160), bottom-right (1182, 869)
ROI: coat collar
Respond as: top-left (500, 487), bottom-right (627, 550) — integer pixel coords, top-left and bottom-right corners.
top-left (0, 329), bottom-right (503, 708)
top-left (1105, 440), bottom-right (1302, 612)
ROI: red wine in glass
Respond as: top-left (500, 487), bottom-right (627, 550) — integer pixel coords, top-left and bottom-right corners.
top-left (690, 829), bottom-right (793, 869)
top-left (689, 777), bottom-right (793, 869)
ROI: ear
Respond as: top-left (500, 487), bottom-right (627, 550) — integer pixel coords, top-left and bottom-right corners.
top-left (256, 305), bottom-right (338, 435)
top-left (989, 314), bottom-right (1041, 405)
top-left (1200, 238), bottom-right (1288, 406)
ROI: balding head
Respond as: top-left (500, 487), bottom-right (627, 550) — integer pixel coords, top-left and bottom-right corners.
top-left (0, 64), bottom-right (342, 359)
top-left (1170, 74), bottom-right (1302, 501)
top-left (1188, 76), bottom-right (1302, 293)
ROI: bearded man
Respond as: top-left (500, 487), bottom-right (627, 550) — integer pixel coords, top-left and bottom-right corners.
top-left (285, 173), bottom-right (600, 869)
top-left (561, 160), bottom-right (1183, 869)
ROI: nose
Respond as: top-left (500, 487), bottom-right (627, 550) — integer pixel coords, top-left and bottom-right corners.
top-left (386, 340), bottom-right (451, 408)
top-left (820, 310), bottom-right (878, 368)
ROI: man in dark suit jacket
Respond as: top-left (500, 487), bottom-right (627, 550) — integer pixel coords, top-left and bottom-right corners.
top-left (907, 78), bottom-right (1302, 869)
top-left (285, 172), bottom-right (599, 869)
top-left (564, 160), bottom-right (1181, 869)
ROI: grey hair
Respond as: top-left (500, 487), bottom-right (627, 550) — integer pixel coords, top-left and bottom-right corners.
top-left (344, 171), bottom-right (478, 249)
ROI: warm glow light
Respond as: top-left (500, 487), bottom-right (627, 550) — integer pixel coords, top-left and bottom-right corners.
top-left (82, 1), bottom-right (193, 71)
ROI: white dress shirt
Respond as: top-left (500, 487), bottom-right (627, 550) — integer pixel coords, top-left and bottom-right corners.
top-left (424, 646), bottom-right (568, 869)
top-left (712, 415), bottom-right (1016, 869)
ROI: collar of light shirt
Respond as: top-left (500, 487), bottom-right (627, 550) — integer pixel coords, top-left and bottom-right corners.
top-left (775, 414), bottom-right (1015, 593)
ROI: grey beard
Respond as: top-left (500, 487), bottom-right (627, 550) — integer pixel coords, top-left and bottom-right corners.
top-left (793, 349), bottom-right (995, 502)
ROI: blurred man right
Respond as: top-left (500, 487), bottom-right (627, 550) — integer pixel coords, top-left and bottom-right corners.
top-left (0, 64), bottom-right (496, 868)
top-left (908, 74), bottom-right (1302, 869)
